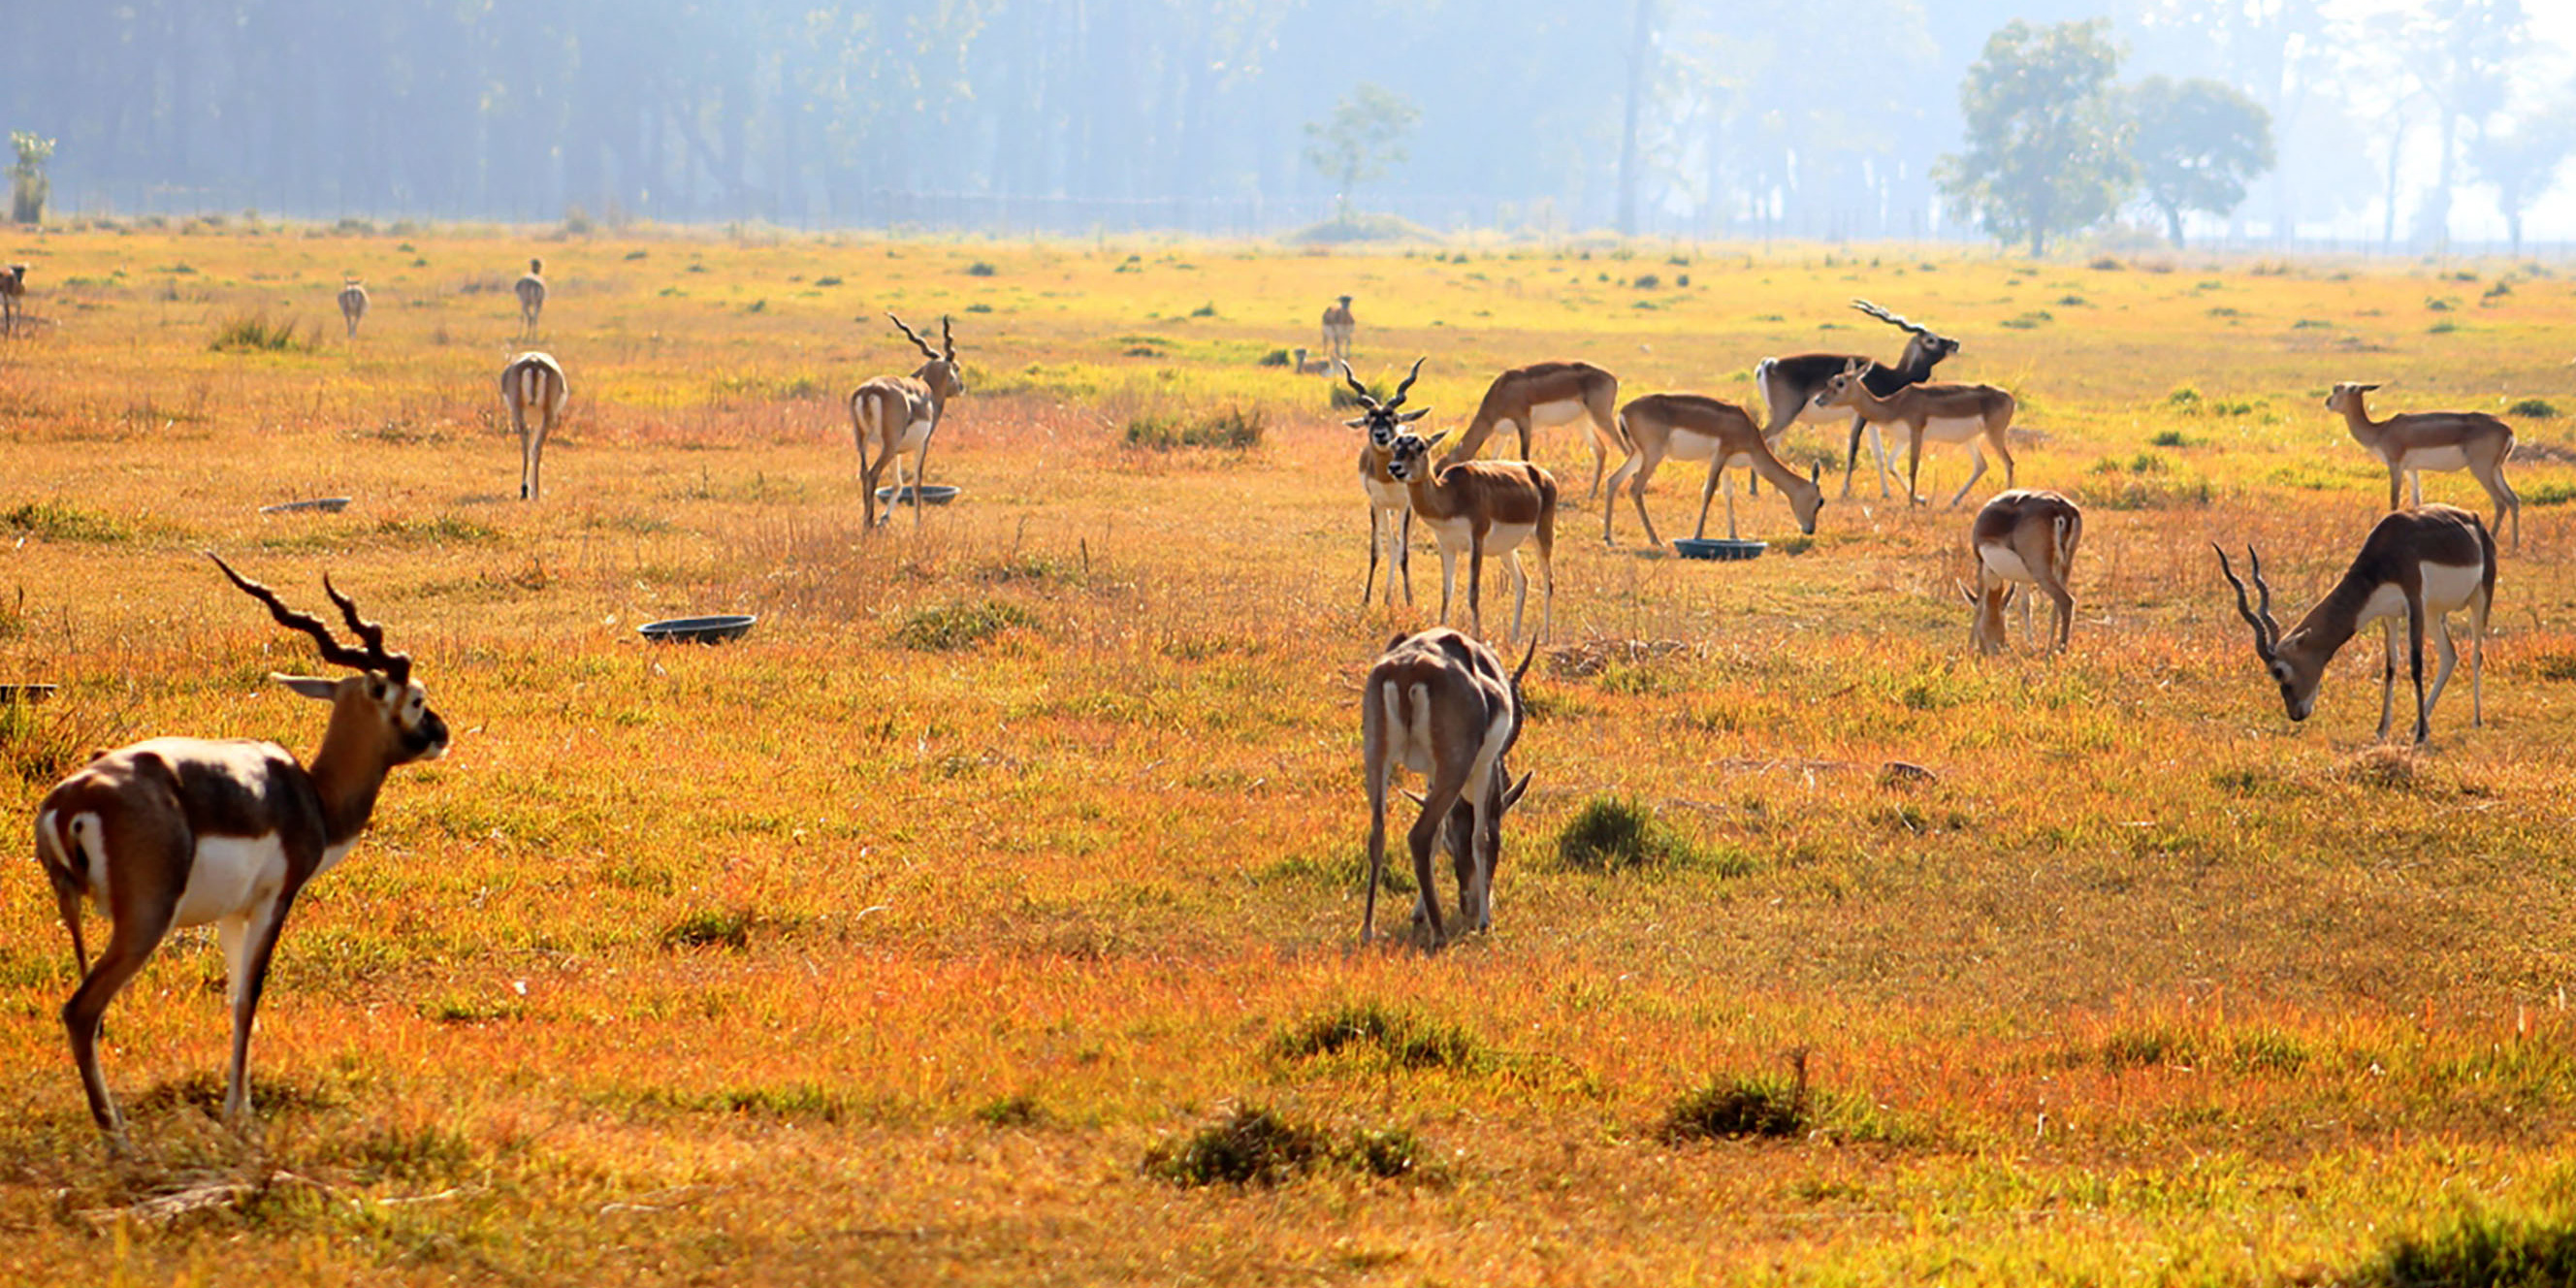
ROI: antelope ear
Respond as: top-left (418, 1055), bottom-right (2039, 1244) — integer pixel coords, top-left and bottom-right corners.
top-left (1423, 431), bottom-right (1450, 450)
top-left (1809, 463), bottom-right (1819, 485)
top-left (2360, 382), bottom-right (2384, 392)
top-left (1400, 407), bottom-right (1431, 422)
top-left (1502, 772), bottom-right (1533, 809)
top-left (273, 674), bottom-right (341, 701)
top-left (1344, 416), bottom-right (1372, 430)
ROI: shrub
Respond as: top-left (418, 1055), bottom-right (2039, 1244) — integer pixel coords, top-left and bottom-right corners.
top-left (965, 261), bottom-right (996, 276)
top-left (2362, 1208), bottom-right (2576, 1286)
top-left (1661, 1070), bottom-right (1809, 1143)
top-left (1143, 1106), bottom-right (1329, 1187)
top-left (210, 311), bottom-right (319, 353)
top-left (1631, 273), bottom-right (1661, 289)
top-left (2505, 398), bottom-right (2559, 418)
top-left (1345, 1127), bottom-right (1428, 1179)
top-left (1555, 795), bottom-right (1700, 872)
top-left (2148, 430), bottom-right (2194, 448)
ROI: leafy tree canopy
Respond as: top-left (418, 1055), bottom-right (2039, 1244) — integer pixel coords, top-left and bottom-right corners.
top-left (2126, 75), bottom-right (2274, 246)
top-left (1934, 18), bottom-right (2134, 256)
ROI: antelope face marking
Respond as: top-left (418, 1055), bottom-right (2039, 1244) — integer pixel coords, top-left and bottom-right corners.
top-left (2268, 658), bottom-right (2318, 723)
top-left (1386, 434), bottom-right (1434, 482)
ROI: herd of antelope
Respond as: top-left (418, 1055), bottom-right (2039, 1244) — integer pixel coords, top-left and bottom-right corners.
top-left (0, 259), bottom-right (2536, 1152)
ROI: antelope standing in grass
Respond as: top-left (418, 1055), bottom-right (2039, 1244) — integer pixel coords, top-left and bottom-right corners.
top-left (337, 277), bottom-right (370, 338)
top-left (849, 312), bottom-right (965, 531)
top-left (32, 557), bottom-right (448, 1149)
top-left (1962, 489), bottom-right (2082, 654)
top-left (0, 263), bottom-right (26, 336)
top-left (2327, 382), bottom-right (2520, 551)
top-left (514, 258), bottom-right (546, 335)
top-left (1345, 359), bottom-right (1429, 607)
top-left (1754, 300), bottom-right (1960, 499)
top-left (1387, 430), bottom-right (1559, 646)
top-left (1322, 295), bottom-right (1356, 365)
top-left (1294, 347), bottom-right (1336, 375)
top-left (1815, 359), bottom-right (2017, 508)
top-left (1601, 393), bottom-right (1822, 547)
top-left (1360, 628), bottom-right (1535, 948)
top-left (2215, 504), bottom-right (2495, 745)
top-left (500, 352), bottom-right (569, 500)
top-left (1437, 362), bottom-right (1624, 503)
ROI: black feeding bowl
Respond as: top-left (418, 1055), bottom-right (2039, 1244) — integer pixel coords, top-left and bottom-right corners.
top-left (1673, 538), bottom-right (1768, 562)
top-left (874, 484), bottom-right (961, 505)
top-left (638, 615), bottom-right (757, 645)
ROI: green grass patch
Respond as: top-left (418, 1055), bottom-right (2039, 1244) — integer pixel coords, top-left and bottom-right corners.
top-left (891, 598), bottom-right (1037, 651)
top-left (1555, 796), bottom-right (1718, 872)
top-left (1272, 1002), bottom-right (1490, 1073)
top-left (1144, 1105), bottom-right (1330, 1187)
top-left (3, 499), bottom-right (131, 543)
top-left (1660, 1071), bottom-right (1809, 1142)
top-left (1123, 406), bottom-right (1265, 450)
top-left (2361, 1208), bottom-right (2576, 1286)
top-left (210, 311), bottom-right (320, 353)
top-left (2506, 398), bottom-right (2560, 418)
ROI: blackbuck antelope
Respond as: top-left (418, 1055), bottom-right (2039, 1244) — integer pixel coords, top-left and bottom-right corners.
top-left (1360, 628), bottom-right (1535, 947)
top-left (1436, 362), bottom-right (1624, 503)
top-left (337, 277), bottom-right (370, 339)
top-left (1387, 431), bottom-right (1559, 646)
top-left (2215, 504), bottom-right (2496, 745)
top-left (1815, 360), bottom-right (2016, 508)
top-left (514, 257), bottom-right (546, 335)
top-left (1344, 358), bottom-right (1430, 607)
top-left (1602, 393), bottom-right (1821, 547)
top-left (1322, 295), bottom-right (1356, 365)
top-left (1962, 490), bottom-right (2082, 654)
top-left (2327, 382), bottom-right (2520, 551)
top-left (850, 312), bottom-right (965, 531)
top-left (500, 352), bottom-right (569, 501)
top-left (1, 263), bottom-right (27, 336)
top-left (33, 557), bottom-right (449, 1146)
top-left (1294, 347), bottom-right (1336, 375)
top-left (1754, 300), bottom-right (1960, 499)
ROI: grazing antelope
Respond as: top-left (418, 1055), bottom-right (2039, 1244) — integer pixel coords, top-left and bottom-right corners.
top-left (849, 312), bottom-right (965, 531)
top-left (1294, 347), bottom-right (1336, 375)
top-left (1754, 300), bottom-right (1960, 499)
top-left (1322, 295), bottom-right (1356, 365)
top-left (337, 277), bottom-right (369, 339)
top-left (32, 556), bottom-right (448, 1147)
top-left (1344, 358), bottom-right (1430, 607)
top-left (2326, 382), bottom-right (2520, 551)
top-left (1961, 489), bottom-right (2082, 654)
top-left (0, 263), bottom-right (26, 336)
top-left (514, 257), bottom-right (546, 335)
top-left (2214, 504), bottom-right (2496, 745)
top-left (1602, 392), bottom-right (1823, 547)
top-left (499, 351), bottom-right (569, 501)
top-left (1814, 359), bottom-right (2017, 508)
top-left (1387, 431), bottom-right (1559, 645)
top-left (1436, 361), bottom-right (1623, 503)
top-left (1360, 628), bottom-right (1535, 947)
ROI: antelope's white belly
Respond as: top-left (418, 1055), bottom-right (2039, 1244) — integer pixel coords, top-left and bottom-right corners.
top-left (1660, 431), bottom-right (1750, 467)
top-left (1527, 399), bottom-right (1589, 429)
top-left (173, 835), bottom-right (291, 928)
top-left (2357, 561), bottom-right (2487, 627)
top-left (2391, 444), bottom-right (2469, 472)
top-left (1920, 415), bottom-right (1992, 445)
top-left (1362, 474), bottom-right (1410, 511)
top-left (1423, 514), bottom-right (1535, 556)
top-left (893, 418), bottom-right (934, 456)
top-left (1977, 542), bottom-right (2037, 585)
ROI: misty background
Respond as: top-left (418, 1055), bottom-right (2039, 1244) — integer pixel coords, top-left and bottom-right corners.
top-left (5, 0), bottom-right (2571, 251)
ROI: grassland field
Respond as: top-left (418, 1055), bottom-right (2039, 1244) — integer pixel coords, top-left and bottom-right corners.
top-left (0, 223), bottom-right (2573, 1284)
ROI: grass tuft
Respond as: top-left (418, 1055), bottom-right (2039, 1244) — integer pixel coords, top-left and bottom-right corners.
top-left (1555, 795), bottom-right (1705, 872)
top-left (210, 311), bottom-right (319, 353)
top-left (1123, 406), bottom-right (1264, 450)
top-left (661, 908), bottom-right (754, 951)
top-left (974, 1093), bottom-right (1047, 1128)
top-left (891, 598), bottom-right (1037, 651)
top-left (1143, 1105), bottom-right (1329, 1188)
top-left (4, 499), bottom-right (131, 543)
top-left (2363, 1208), bottom-right (2576, 1286)
top-left (1272, 1002), bottom-right (1489, 1073)
top-left (1661, 1070), bottom-right (1809, 1143)
top-left (2506, 398), bottom-right (2560, 418)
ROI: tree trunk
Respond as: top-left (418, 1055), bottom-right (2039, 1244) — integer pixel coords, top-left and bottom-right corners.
top-left (1615, 0), bottom-right (1656, 237)
top-left (2164, 201), bottom-right (2185, 247)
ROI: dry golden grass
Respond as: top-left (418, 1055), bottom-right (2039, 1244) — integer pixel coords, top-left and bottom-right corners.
top-left (0, 226), bottom-right (2574, 1284)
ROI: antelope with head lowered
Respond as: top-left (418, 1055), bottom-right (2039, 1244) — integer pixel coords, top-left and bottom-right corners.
top-left (1344, 358), bottom-right (1430, 608)
top-left (1601, 392), bottom-right (1822, 547)
top-left (1435, 361), bottom-right (1624, 503)
top-left (2326, 381), bottom-right (2520, 551)
top-left (1359, 628), bottom-right (1535, 948)
top-left (1961, 489), bottom-right (2082, 654)
top-left (2214, 504), bottom-right (2496, 745)
top-left (1753, 300), bottom-right (1960, 499)
top-left (32, 557), bottom-right (449, 1149)
top-left (850, 312), bottom-right (966, 531)
top-left (1814, 359), bottom-right (2017, 508)
top-left (1386, 427), bottom-right (1559, 646)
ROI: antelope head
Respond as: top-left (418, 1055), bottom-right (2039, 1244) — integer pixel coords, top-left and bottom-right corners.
top-left (2214, 543), bottom-right (2322, 723)
top-left (1384, 429), bottom-right (1449, 483)
top-left (1852, 299), bottom-right (1959, 368)
top-left (2324, 381), bottom-right (2383, 416)
top-left (1813, 358), bottom-right (1877, 410)
top-left (209, 554), bottom-right (450, 769)
top-left (889, 311), bottom-right (964, 402)
top-left (1341, 356), bottom-right (1429, 450)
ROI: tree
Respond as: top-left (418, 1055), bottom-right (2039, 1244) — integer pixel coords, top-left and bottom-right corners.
top-left (1934, 18), bottom-right (2133, 256)
top-left (2471, 107), bottom-right (2576, 256)
top-left (2125, 76), bottom-right (2273, 246)
top-left (1303, 83), bottom-right (1421, 222)
top-left (9, 131), bottom-right (50, 225)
